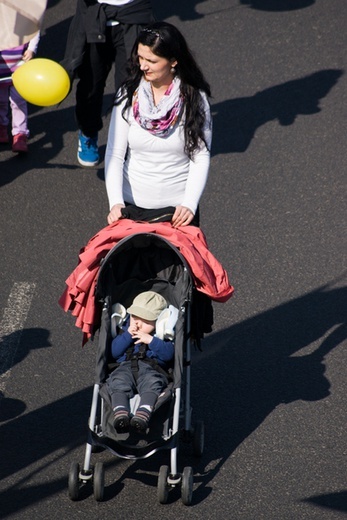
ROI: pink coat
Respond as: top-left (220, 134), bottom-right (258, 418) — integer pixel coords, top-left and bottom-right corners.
top-left (59, 220), bottom-right (234, 343)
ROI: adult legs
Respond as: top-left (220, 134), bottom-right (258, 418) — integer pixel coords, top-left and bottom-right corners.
top-left (75, 24), bottom-right (126, 166)
top-left (75, 43), bottom-right (112, 137)
top-left (75, 24), bottom-right (128, 136)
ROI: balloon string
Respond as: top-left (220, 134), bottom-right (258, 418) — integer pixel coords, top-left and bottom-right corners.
top-left (0, 60), bottom-right (25, 82)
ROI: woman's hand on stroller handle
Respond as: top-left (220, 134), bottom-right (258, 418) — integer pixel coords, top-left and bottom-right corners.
top-left (108, 203), bottom-right (125, 225)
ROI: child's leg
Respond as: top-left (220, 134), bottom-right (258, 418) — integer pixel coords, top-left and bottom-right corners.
top-left (0, 84), bottom-right (10, 128)
top-left (112, 392), bottom-right (131, 433)
top-left (130, 362), bottom-right (168, 433)
top-left (9, 85), bottom-right (29, 137)
top-left (106, 362), bottom-right (135, 433)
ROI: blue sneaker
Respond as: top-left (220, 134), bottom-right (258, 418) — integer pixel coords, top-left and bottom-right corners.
top-left (77, 131), bottom-right (99, 167)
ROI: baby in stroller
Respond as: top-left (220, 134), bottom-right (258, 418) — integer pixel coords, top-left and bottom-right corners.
top-left (106, 291), bottom-right (174, 435)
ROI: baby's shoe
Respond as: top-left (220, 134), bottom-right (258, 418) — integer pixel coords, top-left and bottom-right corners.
top-left (113, 408), bottom-right (130, 433)
top-left (130, 407), bottom-right (151, 434)
top-left (12, 133), bottom-right (28, 153)
top-left (0, 125), bottom-right (9, 143)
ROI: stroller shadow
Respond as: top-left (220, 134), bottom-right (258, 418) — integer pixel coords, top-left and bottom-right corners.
top-left (211, 69), bottom-right (343, 156)
top-left (188, 279), bottom-right (347, 504)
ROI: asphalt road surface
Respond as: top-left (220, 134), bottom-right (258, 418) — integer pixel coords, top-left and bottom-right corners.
top-left (0, 0), bottom-right (346, 519)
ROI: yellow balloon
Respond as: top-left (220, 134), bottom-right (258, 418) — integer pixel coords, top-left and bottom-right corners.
top-left (12, 58), bottom-right (70, 107)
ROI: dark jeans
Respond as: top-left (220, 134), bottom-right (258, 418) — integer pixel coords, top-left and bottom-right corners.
top-left (106, 360), bottom-right (168, 410)
top-left (75, 24), bottom-right (127, 137)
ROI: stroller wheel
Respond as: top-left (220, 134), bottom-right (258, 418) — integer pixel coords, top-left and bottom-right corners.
top-left (157, 465), bottom-right (169, 504)
top-left (93, 462), bottom-right (105, 501)
top-left (193, 420), bottom-right (205, 457)
top-left (181, 466), bottom-right (193, 506)
top-left (68, 462), bottom-right (80, 501)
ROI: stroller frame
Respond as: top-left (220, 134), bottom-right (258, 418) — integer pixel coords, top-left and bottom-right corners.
top-left (68, 233), bottom-right (205, 505)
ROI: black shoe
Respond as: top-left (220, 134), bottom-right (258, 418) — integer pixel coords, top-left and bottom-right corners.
top-left (130, 415), bottom-right (148, 434)
top-left (113, 413), bottom-right (130, 433)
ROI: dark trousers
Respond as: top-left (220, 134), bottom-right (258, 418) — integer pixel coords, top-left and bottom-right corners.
top-left (75, 24), bottom-right (127, 137)
top-left (106, 360), bottom-right (168, 410)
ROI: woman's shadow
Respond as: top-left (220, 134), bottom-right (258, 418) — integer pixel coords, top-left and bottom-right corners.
top-left (211, 69), bottom-right (343, 156)
top-left (185, 278), bottom-right (347, 503)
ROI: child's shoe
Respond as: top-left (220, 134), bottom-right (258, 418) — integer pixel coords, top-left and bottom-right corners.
top-left (0, 125), bottom-right (9, 143)
top-left (12, 133), bottom-right (28, 153)
top-left (113, 408), bottom-right (130, 433)
top-left (130, 407), bottom-right (151, 434)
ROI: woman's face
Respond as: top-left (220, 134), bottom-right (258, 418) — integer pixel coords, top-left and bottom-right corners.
top-left (137, 43), bottom-right (177, 87)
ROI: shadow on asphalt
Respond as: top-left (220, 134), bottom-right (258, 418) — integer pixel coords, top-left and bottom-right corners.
top-left (240, 0), bottom-right (315, 11)
top-left (1, 68), bottom-right (343, 187)
top-left (152, 0), bottom-right (316, 19)
top-left (212, 69), bottom-right (344, 156)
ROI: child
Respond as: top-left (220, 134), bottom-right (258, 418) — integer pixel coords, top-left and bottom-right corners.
top-left (0, 31), bottom-right (40, 153)
top-left (106, 291), bottom-right (174, 434)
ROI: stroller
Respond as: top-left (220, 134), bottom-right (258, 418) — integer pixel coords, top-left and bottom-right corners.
top-left (68, 232), bottom-right (206, 505)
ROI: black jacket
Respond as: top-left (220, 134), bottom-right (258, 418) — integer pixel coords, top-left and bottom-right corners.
top-left (61, 0), bottom-right (154, 79)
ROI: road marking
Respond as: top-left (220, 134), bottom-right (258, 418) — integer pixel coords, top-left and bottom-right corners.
top-left (0, 282), bottom-right (36, 393)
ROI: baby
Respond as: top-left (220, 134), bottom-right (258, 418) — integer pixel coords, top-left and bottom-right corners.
top-left (106, 291), bottom-right (174, 434)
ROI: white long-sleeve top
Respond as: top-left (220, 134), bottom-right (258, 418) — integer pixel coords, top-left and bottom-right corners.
top-left (105, 92), bottom-right (212, 214)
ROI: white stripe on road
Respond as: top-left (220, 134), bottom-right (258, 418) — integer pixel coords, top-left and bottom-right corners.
top-left (0, 282), bottom-right (36, 393)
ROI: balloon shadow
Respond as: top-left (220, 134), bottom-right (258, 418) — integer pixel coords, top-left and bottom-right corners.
top-left (212, 68), bottom-right (343, 156)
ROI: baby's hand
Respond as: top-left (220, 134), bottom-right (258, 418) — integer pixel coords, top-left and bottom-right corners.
top-left (128, 324), bottom-right (138, 336)
top-left (132, 330), bottom-right (153, 345)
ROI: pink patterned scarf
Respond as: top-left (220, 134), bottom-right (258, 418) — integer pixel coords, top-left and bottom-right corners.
top-left (133, 76), bottom-right (183, 136)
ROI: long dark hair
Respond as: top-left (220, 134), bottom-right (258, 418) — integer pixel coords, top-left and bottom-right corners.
top-left (117, 21), bottom-right (211, 158)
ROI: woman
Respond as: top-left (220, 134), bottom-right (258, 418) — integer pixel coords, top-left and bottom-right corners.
top-left (105, 21), bottom-right (212, 228)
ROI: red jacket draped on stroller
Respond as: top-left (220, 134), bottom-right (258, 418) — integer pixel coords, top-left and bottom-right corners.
top-left (59, 219), bottom-right (234, 342)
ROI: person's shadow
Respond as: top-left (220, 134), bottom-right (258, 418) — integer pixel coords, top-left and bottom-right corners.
top-left (182, 279), bottom-right (347, 504)
top-left (211, 68), bottom-right (343, 156)
top-left (151, 0), bottom-right (207, 21)
top-left (0, 328), bottom-right (51, 421)
top-left (152, 0), bottom-right (315, 20)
